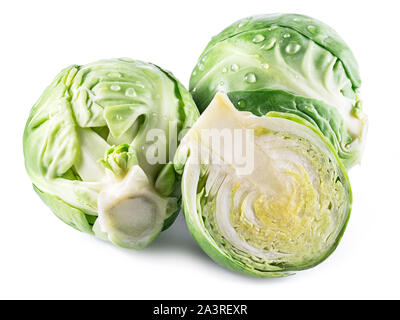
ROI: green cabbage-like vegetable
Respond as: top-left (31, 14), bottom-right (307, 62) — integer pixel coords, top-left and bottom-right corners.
top-left (23, 58), bottom-right (199, 249)
top-left (175, 93), bottom-right (352, 277)
top-left (189, 13), bottom-right (367, 168)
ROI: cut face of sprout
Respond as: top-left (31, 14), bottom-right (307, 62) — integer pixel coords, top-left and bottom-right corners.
top-left (175, 93), bottom-right (351, 276)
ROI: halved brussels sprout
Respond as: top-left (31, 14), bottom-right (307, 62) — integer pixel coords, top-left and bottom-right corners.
top-left (175, 93), bottom-right (351, 277)
top-left (190, 13), bottom-right (367, 168)
top-left (24, 58), bottom-right (199, 249)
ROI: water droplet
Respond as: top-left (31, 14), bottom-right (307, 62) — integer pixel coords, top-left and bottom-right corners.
top-left (307, 25), bottom-right (317, 33)
top-left (116, 114), bottom-right (123, 120)
top-left (222, 67), bottom-right (228, 73)
top-left (238, 22), bottom-right (244, 28)
top-left (231, 64), bottom-right (239, 72)
top-left (244, 73), bottom-right (256, 83)
top-left (304, 105), bottom-right (313, 112)
top-left (192, 70), bottom-right (197, 76)
top-left (285, 42), bottom-right (301, 54)
top-left (293, 18), bottom-right (300, 22)
top-left (283, 33), bottom-right (291, 38)
top-left (262, 38), bottom-right (276, 50)
top-left (192, 87), bottom-right (197, 93)
top-left (219, 81), bottom-right (224, 86)
top-left (198, 64), bottom-right (204, 71)
top-left (262, 63), bottom-right (270, 69)
top-left (110, 85), bottom-right (121, 91)
top-left (201, 56), bottom-right (207, 62)
top-left (252, 34), bottom-right (265, 43)
top-left (237, 99), bottom-right (247, 108)
top-left (125, 88), bottom-right (136, 97)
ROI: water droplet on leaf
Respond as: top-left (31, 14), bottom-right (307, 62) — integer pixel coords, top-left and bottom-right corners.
top-left (244, 73), bottom-right (256, 83)
top-left (262, 38), bottom-right (276, 50)
top-left (307, 25), bottom-right (317, 33)
top-left (231, 64), bottom-right (239, 72)
top-left (267, 25), bottom-right (278, 31)
top-left (237, 99), bottom-right (247, 108)
top-left (125, 88), bottom-right (136, 97)
top-left (285, 42), bottom-right (301, 54)
top-left (262, 63), bottom-right (270, 69)
top-left (252, 34), bottom-right (265, 43)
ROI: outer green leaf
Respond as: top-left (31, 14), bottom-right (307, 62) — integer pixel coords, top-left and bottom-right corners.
top-left (24, 66), bottom-right (80, 179)
top-left (33, 185), bottom-right (94, 234)
top-left (189, 13), bottom-right (367, 168)
top-left (203, 13), bottom-right (360, 88)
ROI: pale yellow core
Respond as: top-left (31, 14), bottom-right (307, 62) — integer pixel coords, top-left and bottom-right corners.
top-left (228, 133), bottom-right (345, 261)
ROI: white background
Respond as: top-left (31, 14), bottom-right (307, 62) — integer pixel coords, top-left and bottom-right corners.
top-left (1, 0), bottom-right (399, 300)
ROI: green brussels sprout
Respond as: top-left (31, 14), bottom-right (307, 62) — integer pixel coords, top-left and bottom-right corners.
top-left (175, 93), bottom-right (352, 277)
top-left (24, 58), bottom-right (199, 249)
top-left (190, 14), bottom-right (367, 168)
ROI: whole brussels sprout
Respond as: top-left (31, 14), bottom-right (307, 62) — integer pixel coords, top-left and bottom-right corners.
top-left (23, 58), bottom-right (199, 249)
top-left (190, 14), bottom-right (367, 168)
